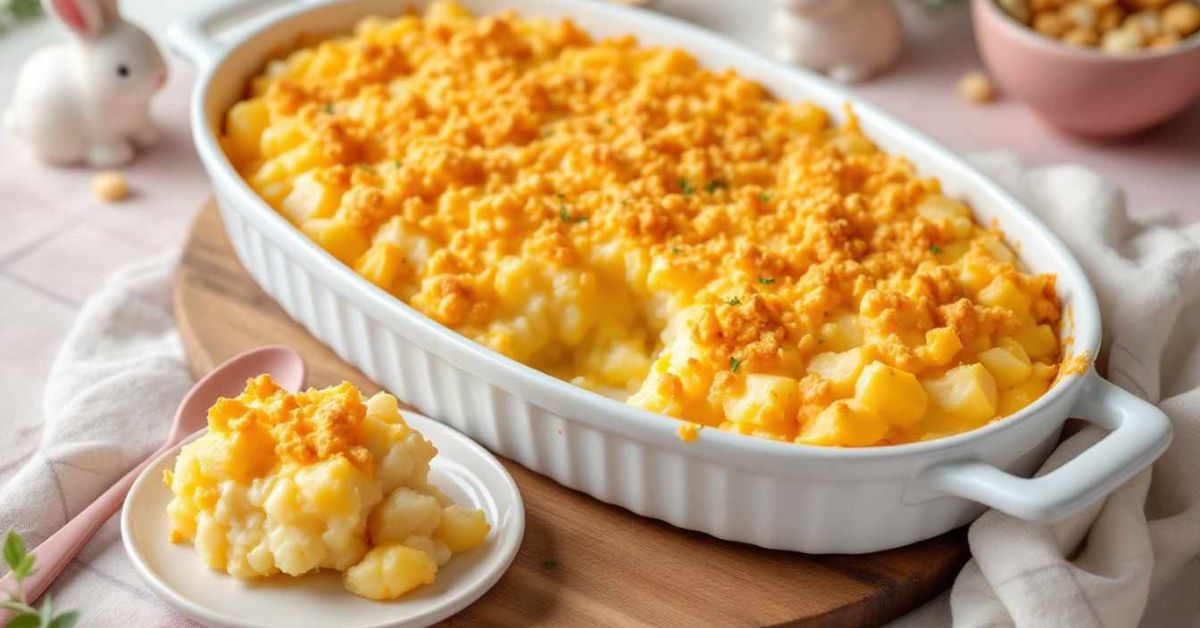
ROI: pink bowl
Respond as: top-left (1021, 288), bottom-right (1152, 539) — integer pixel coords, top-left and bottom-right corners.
top-left (973, 0), bottom-right (1200, 137)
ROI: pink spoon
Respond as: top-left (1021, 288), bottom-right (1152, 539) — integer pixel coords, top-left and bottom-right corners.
top-left (0, 346), bottom-right (305, 615)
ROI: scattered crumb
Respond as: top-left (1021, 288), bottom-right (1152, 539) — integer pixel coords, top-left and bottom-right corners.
top-left (957, 71), bottom-right (996, 104)
top-left (676, 422), bottom-right (701, 443)
top-left (92, 170), bottom-right (130, 202)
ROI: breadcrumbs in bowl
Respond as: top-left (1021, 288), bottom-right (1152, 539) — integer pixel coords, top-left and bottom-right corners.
top-left (974, 0), bottom-right (1200, 136)
top-left (223, 0), bottom-right (1071, 447)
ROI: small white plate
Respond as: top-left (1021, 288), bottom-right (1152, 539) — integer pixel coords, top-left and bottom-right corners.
top-left (121, 410), bottom-right (524, 628)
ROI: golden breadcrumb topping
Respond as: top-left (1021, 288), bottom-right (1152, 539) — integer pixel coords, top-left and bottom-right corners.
top-left (222, 1), bottom-right (1075, 447)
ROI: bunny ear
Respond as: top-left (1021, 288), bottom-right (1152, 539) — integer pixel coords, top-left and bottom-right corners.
top-left (42, 0), bottom-right (107, 39)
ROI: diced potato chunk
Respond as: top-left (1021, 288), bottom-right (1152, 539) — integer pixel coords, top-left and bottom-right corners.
top-left (922, 364), bottom-right (998, 428)
top-left (302, 218), bottom-right (370, 264)
top-left (818, 313), bottom-right (863, 352)
top-left (958, 261), bottom-right (992, 293)
top-left (309, 45), bottom-right (349, 79)
top-left (977, 277), bottom-right (1032, 320)
top-left (917, 195), bottom-right (973, 238)
top-left (225, 99), bottom-right (270, 163)
top-left (722, 374), bottom-right (800, 433)
top-left (426, 0), bottom-right (473, 23)
top-left (252, 143), bottom-right (324, 187)
top-left (854, 361), bottom-right (928, 427)
top-left (997, 362), bottom-right (1055, 416)
top-left (1012, 324), bottom-right (1059, 361)
top-left (918, 327), bottom-right (962, 366)
top-left (344, 544), bottom-right (437, 600)
top-left (365, 391), bottom-right (405, 424)
top-left (935, 241), bottom-right (970, 262)
top-left (789, 102), bottom-right (829, 134)
top-left (280, 171), bottom-right (342, 224)
top-left (259, 119), bottom-right (308, 157)
top-left (796, 400), bottom-right (889, 447)
top-left (356, 242), bottom-right (405, 292)
top-left (978, 236), bottom-right (1017, 264)
top-left (918, 194), bottom-right (971, 218)
top-left (806, 347), bottom-right (866, 397)
top-left (978, 339), bottom-right (1033, 388)
top-left (434, 505), bottom-right (490, 552)
top-left (646, 254), bottom-right (707, 295)
top-left (369, 488), bottom-right (442, 545)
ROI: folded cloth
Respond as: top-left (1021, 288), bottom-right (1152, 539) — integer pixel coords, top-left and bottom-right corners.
top-left (0, 252), bottom-right (195, 626)
top-left (1, 156), bottom-right (1197, 627)
top-left (894, 154), bottom-right (1200, 627)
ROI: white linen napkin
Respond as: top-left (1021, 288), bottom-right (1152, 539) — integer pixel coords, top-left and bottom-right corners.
top-left (1, 156), bottom-right (1197, 627)
top-left (894, 154), bottom-right (1200, 627)
top-left (0, 252), bottom-right (196, 626)
top-left (949, 154), bottom-right (1200, 628)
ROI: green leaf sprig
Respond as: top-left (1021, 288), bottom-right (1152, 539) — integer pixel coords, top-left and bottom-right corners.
top-left (0, 0), bottom-right (42, 33)
top-left (2, 532), bottom-right (79, 628)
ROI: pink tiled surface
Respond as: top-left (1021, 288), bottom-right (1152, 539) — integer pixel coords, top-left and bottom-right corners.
top-left (0, 55), bottom-right (209, 459)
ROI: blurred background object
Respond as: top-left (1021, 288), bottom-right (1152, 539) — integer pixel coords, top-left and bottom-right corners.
top-left (974, 0), bottom-right (1200, 136)
top-left (0, 0), bottom-right (41, 33)
top-left (771, 0), bottom-right (904, 82)
top-left (4, 0), bottom-right (167, 167)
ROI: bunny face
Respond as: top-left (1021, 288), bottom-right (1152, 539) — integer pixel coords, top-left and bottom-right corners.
top-left (43, 0), bottom-right (167, 104)
top-left (78, 21), bottom-right (167, 105)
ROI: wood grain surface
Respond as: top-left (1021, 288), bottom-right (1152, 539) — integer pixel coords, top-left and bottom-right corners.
top-left (175, 201), bottom-right (968, 627)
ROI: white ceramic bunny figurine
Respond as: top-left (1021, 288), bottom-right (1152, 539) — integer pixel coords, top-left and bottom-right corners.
top-left (4, 0), bottom-right (167, 167)
top-left (772, 0), bottom-right (903, 84)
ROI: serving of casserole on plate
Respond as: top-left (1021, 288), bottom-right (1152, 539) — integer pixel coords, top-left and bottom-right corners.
top-left (169, 0), bottom-right (1170, 553)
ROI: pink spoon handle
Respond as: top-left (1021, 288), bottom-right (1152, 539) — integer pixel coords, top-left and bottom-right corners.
top-left (0, 440), bottom-right (173, 617)
top-left (0, 346), bottom-right (303, 620)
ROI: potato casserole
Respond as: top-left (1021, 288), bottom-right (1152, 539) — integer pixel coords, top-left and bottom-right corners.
top-left (221, 1), bottom-right (1068, 447)
top-left (165, 376), bottom-right (490, 599)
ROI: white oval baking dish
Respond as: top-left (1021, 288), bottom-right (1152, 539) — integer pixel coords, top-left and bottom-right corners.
top-left (167, 0), bottom-right (1171, 554)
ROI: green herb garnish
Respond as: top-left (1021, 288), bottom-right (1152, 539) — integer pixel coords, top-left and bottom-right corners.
top-left (706, 179), bottom-right (729, 193)
top-left (679, 178), bottom-right (694, 195)
top-left (559, 206), bottom-right (586, 223)
top-left (2, 531), bottom-right (80, 628)
top-left (759, 192), bottom-right (771, 203)
top-left (930, 244), bottom-right (941, 254)
top-left (758, 277), bottom-right (775, 285)
top-left (725, 297), bottom-right (741, 306)
top-left (323, 103), bottom-right (334, 114)
top-left (670, 246), bottom-right (681, 255)
top-left (730, 356), bottom-right (742, 373)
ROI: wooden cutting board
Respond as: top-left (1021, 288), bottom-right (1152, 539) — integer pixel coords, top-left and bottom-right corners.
top-left (175, 201), bottom-right (968, 627)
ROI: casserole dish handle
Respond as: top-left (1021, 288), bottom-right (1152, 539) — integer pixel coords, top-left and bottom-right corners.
top-left (919, 369), bottom-right (1171, 523)
top-left (166, 0), bottom-right (326, 70)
